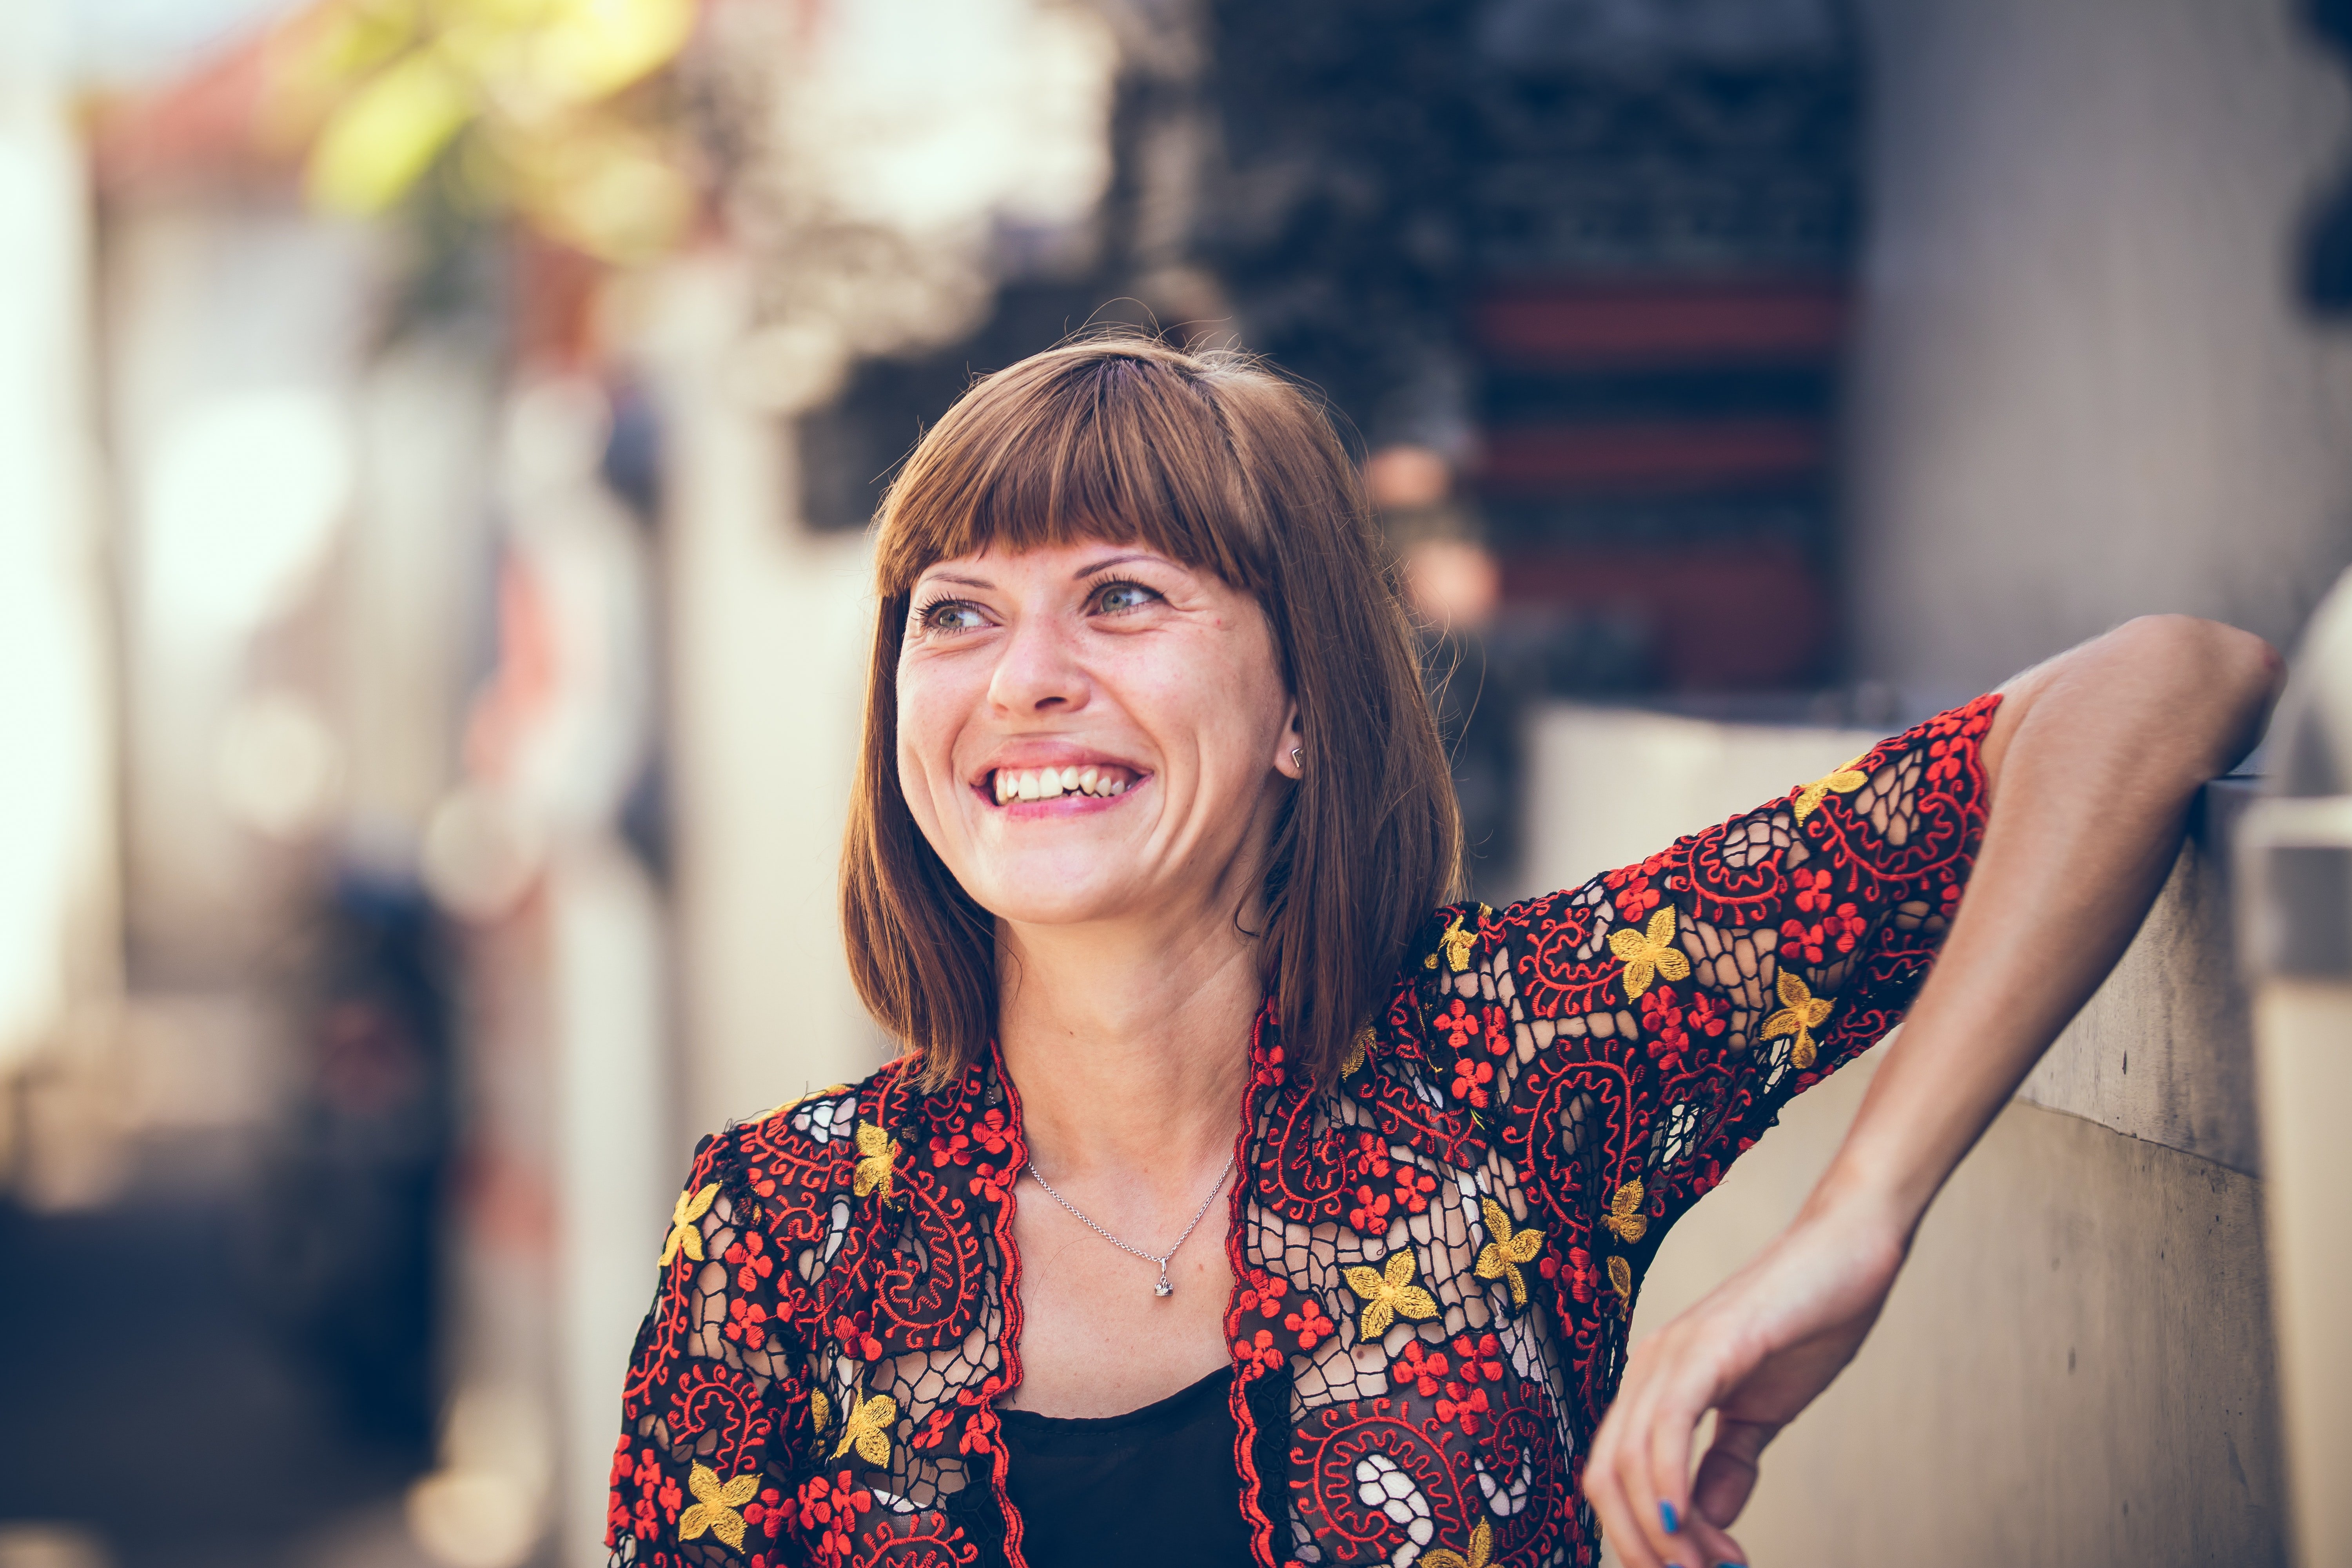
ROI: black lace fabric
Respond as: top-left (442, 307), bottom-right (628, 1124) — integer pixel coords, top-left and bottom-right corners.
top-left (607, 693), bottom-right (2000, 1568)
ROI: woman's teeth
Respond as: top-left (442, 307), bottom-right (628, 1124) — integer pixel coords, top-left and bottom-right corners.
top-left (991, 766), bottom-right (1131, 804)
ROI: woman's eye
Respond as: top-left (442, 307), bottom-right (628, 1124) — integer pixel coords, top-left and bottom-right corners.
top-left (918, 600), bottom-right (987, 634)
top-left (1092, 580), bottom-right (1160, 615)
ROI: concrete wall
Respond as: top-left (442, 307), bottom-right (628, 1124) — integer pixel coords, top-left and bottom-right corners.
top-left (1526, 706), bottom-right (2286, 1566)
top-left (1847, 0), bottom-right (2352, 701)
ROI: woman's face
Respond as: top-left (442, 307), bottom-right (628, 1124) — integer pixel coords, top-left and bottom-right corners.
top-left (897, 539), bottom-right (1302, 934)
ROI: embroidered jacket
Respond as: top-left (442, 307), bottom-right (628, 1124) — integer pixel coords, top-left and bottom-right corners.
top-left (608, 694), bottom-right (2000, 1567)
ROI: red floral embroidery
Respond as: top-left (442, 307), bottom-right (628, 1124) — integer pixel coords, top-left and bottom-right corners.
top-left (1283, 1296), bottom-right (1336, 1350)
top-left (796, 1471), bottom-right (872, 1564)
top-left (1483, 1004), bottom-right (1510, 1056)
top-left (726, 1231), bottom-right (773, 1293)
top-left (1448, 1056), bottom-right (1494, 1108)
top-left (1613, 880), bottom-right (1661, 920)
top-left (744, 1486), bottom-right (788, 1541)
top-left (971, 1106), bottom-right (1014, 1156)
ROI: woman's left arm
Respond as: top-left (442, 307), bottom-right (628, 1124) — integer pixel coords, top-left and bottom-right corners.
top-left (1584, 614), bottom-right (2285, 1568)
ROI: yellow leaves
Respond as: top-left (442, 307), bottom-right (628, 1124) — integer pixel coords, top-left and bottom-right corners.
top-left (1341, 1025), bottom-right (1373, 1079)
top-left (1421, 1517), bottom-right (1494, 1568)
top-left (1601, 1178), bottom-right (1647, 1245)
top-left (1439, 913), bottom-right (1478, 973)
top-left (853, 1121), bottom-right (900, 1202)
top-left (1600, 1180), bottom-right (1644, 1314)
top-left (1606, 1254), bottom-right (1634, 1312)
top-left (1762, 970), bottom-right (1835, 1069)
top-left (660, 1182), bottom-right (719, 1265)
top-left (1606, 907), bottom-right (1690, 1001)
top-left (677, 1461), bottom-right (760, 1550)
top-left (1344, 1247), bottom-right (1439, 1342)
top-left (1474, 1198), bottom-right (1545, 1307)
top-left (1794, 757), bottom-right (1870, 821)
top-left (831, 1389), bottom-right (898, 1467)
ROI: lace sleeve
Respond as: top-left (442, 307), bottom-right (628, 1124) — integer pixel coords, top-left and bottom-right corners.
top-left (1448, 693), bottom-right (2002, 1297)
top-left (607, 1130), bottom-right (813, 1565)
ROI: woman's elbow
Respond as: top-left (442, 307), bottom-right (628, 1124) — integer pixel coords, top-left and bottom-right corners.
top-left (2108, 613), bottom-right (2285, 771)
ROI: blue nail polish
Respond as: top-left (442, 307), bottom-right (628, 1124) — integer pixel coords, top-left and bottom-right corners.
top-left (1660, 1499), bottom-right (1681, 1534)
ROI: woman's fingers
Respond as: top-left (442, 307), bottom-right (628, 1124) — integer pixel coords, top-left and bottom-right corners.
top-left (1588, 1441), bottom-right (1678, 1568)
top-left (1692, 1416), bottom-right (1774, 1532)
top-left (1637, 1363), bottom-right (1706, 1563)
top-left (1586, 1328), bottom-right (1725, 1568)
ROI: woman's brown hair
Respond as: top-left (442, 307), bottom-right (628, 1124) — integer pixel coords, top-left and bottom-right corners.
top-left (841, 335), bottom-right (1462, 1088)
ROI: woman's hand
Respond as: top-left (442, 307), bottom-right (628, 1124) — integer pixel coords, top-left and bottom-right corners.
top-left (1582, 1192), bottom-right (1908, 1568)
top-left (1581, 615), bottom-right (2283, 1568)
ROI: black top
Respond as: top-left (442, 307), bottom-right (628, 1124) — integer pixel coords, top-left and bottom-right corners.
top-left (997, 1366), bottom-right (1253, 1566)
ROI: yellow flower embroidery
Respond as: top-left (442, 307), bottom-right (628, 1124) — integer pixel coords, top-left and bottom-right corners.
top-left (809, 1388), bottom-right (830, 1442)
top-left (1762, 970), bottom-right (1835, 1069)
top-left (1438, 912), bottom-right (1478, 973)
top-left (1341, 1025), bottom-right (1374, 1079)
top-left (677, 1462), bottom-right (761, 1549)
top-left (1606, 1253), bottom-right (1634, 1312)
top-left (1474, 1198), bottom-right (1545, 1307)
top-left (831, 1388), bottom-right (898, 1465)
top-left (853, 1121), bottom-right (899, 1201)
top-left (1601, 1177), bottom-right (1647, 1244)
top-left (661, 1183), bottom-right (719, 1265)
top-left (1793, 757), bottom-right (1869, 821)
top-left (1344, 1247), bottom-right (1440, 1341)
top-left (1606, 907), bottom-right (1690, 1000)
top-left (1421, 1517), bottom-right (1494, 1568)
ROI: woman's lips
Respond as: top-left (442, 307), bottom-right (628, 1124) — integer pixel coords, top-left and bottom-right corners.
top-left (986, 763), bottom-right (1139, 805)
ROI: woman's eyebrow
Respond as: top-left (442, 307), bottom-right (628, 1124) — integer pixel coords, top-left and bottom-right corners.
top-left (1073, 550), bottom-right (1163, 578)
top-left (918, 570), bottom-right (994, 590)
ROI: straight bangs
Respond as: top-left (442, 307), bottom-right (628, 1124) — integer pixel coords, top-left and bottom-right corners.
top-left (846, 334), bottom-right (1462, 1092)
top-left (873, 345), bottom-right (1276, 604)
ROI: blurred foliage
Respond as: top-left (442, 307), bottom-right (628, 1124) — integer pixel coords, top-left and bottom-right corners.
top-left (263, 0), bottom-right (701, 265)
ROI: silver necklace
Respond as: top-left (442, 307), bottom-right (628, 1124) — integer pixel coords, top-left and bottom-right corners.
top-left (1024, 1152), bottom-right (1236, 1297)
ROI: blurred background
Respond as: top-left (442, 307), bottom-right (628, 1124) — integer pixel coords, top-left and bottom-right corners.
top-left (2, 0), bottom-right (2349, 1565)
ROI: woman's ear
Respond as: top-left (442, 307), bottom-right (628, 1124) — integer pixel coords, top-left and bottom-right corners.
top-left (1275, 701), bottom-right (1305, 780)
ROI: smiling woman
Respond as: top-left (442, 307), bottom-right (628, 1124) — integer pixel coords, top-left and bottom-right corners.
top-left (605, 336), bottom-right (2282, 1568)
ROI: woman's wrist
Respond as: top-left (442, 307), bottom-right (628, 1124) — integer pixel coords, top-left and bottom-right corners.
top-left (1793, 1145), bottom-right (1933, 1258)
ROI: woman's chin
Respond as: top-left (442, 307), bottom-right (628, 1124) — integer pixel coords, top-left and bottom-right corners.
top-left (969, 869), bottom-right (1161, 933)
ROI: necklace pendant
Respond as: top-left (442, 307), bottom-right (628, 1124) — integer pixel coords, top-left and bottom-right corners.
top-left (1154, 1266), bottom-right (1173, 1298)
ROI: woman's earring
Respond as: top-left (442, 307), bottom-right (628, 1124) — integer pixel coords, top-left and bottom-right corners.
top-left (1291, 747), bottom-right (1303, 769)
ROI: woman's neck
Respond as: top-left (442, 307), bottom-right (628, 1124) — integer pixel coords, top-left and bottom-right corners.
top-left (995, 913), bottom-right (1261, 1187)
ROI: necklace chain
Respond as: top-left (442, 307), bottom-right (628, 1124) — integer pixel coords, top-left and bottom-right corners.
top-left (1024, 1151), bottom-right (1236, 1297)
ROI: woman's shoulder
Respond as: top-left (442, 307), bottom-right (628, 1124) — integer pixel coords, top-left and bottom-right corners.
top-left (676, 1052), bottom-right (1014, 1225)
top-left (680, 1058), bottom-right (923, 1218)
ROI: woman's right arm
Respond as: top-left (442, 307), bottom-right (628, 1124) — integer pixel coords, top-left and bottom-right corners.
top-left (1580, 615), bottom-right (2280, 1568)
top-left (609, 1133), bottom-right (810, 1563)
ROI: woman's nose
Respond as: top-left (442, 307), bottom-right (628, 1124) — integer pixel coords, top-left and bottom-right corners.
top-left (986, 614), bottom-right (1089, 713)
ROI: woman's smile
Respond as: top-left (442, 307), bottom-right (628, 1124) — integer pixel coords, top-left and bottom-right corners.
top-left (977, 757), bottom-right (1147, 808)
